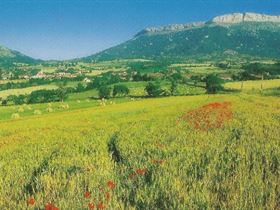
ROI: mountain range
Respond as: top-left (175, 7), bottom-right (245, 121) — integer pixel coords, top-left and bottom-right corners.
top-left (83, 12), bottom-right (280, 61)
top-left (1, 12), bottom-right (280, 64)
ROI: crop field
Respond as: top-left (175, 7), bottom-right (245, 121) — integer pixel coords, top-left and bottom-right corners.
top-left (0, 80), bottom-right (25, 84)
top-left (0, 84), bottom-right (58, 98)
top-left (0, 81), bottom-right (81, 99)
top-left (224, 79), bottom-right (280, 90)
top-left (0, 93), bottom-right (279, 209)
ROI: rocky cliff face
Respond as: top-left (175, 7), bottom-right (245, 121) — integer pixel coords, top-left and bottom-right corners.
top-left (212, 12), bottom-right (280, 24)
top-left (135, 22), bottom-right (205, 36)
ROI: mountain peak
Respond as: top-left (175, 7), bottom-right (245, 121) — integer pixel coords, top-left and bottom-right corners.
top-left (211, 12), bottom-right (280, 24)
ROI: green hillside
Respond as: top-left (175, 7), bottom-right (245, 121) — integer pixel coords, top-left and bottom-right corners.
top-left (0, 45), bottom-right (38, 66)
top-left (83, 22), bottom-right (280, 62)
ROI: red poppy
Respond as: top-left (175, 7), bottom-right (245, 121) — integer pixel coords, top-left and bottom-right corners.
top-left (27, 197), bottom-right (35, 205)
top-left (45, 202), bottom-right (59, 210)
top-left (45, 203), bottom-right (53, 210)
top-left (107, 180), bottom-right (115, 189)
top-left (136, 168), bottom-right (146, 175)
top-left (152, 160), bottom-right (164, 165)
top-left (97, 202), bottom-right (105, 209)
top-left (129, 172), bottom-right (137, 179)
top-left (84, 191), bottom-right (91, 199)
top-left (88, 202), bottom-right (95, 209)
top-left (105, 192), bottom-right (110, 200)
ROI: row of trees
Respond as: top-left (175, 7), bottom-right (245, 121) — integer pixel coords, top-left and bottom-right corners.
top-left (1, 72), bottom-right (223, 105)
top-left (97, 74), bottom-right (223, 99)
top-left (1, 87), bottom-right (68, 106)
top-left (98, 84), bottom-right (130, 99)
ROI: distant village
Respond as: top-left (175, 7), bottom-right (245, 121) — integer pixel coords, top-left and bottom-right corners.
top-left (19, 71), bottom-right (83, 80)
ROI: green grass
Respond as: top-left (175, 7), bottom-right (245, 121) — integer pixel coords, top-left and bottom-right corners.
top-left (0, 93), bottom-right (279, 209)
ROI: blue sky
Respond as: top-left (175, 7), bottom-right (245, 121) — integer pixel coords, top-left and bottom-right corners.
top-left (0, 0), bottom-right (280, 60)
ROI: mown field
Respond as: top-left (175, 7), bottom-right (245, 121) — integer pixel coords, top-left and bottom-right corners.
top-left (0, 93), bottom-right (279, 209)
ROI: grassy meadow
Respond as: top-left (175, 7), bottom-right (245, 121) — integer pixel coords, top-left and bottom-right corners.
top-left (0, 92), bottom-right (279, 209)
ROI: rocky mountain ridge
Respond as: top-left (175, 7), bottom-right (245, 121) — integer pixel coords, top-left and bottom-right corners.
top-left (135, 22), bottom-right (205, 36)
top-left (136, 13), bottom-right (280, 36)
top-left (211, 12), bottom-right (280, 24)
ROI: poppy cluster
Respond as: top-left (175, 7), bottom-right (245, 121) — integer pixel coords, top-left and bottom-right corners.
top-left (84, 180), bottom-right (116, 209)
top-left (27, 198), bottom-right (59, 209)
top-left (87, 201), bottom-right (105, 209)
top-left (182, 102), bottom-right (233, 131)
top-left (129, 168), bottom-right (147, 179)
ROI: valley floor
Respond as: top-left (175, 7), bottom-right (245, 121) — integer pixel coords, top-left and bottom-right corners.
top-left (0, 94), bottom-right (279, 209)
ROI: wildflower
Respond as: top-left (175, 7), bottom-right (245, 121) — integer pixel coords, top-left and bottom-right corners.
top-left (152, 160), bottom-right (164, 165)
top-left (45, 203), bottom-right (53, 210)
top-left (107, 180), bottom-right (115, 189)
top-left (136, 168), bottom-right (146, 175)
top-left (88, 202), bottom-right (95, 209)
top-left (84, 191), bottom-right (91, 199)
top-left (27, 197), bottom-right (35, 205)
top-left (45, 202), bottom-right (59, 210)
top-left (129, 172), bottom-right (137, 179)
top-left (97, 202), bottom-right (105, 209)
top-left (105, 192), bottom-right (110, 200)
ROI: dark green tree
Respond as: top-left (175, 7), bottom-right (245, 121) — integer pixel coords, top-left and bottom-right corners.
top-left (113, 84), bottom-right (129, 97)
top-left (145, 82), bottom-right (163, 97)
top-left (170, 80), bottom-right (177, 96)
top-left (98, 86), bottom-right (111, 99)
top-left (1, 99), bottom-right (7, 106)
top-left (14, 94), bottom-right (27, 105)
top-left (56, 86), bottom-right (68, 102)
top-left (205, 74), bottom-right (223, 94)
top-left (76, 82), bottom-right (85, 92)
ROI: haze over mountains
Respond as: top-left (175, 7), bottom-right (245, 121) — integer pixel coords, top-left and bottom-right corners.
top-left (1, 12), bottom-right (280, 64)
